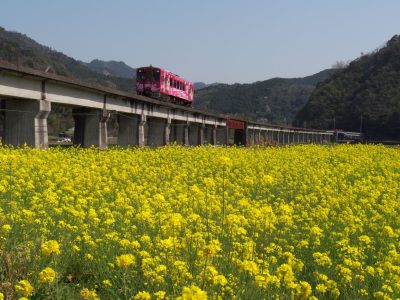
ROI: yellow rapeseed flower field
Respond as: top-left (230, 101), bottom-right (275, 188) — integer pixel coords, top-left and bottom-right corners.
top-left (0, 145), bottom-right (399, 299)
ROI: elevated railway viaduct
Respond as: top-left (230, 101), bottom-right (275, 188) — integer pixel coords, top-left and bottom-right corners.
top-left (0, 62), bottom-right (331, 148)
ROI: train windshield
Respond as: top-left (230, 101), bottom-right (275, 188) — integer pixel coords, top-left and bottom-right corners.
top-left (137, 68), bottom-right (160, 82)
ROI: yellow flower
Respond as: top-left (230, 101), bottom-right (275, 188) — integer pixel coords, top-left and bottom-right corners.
top-left (102, 279), bottom-right (112, 287)
top-left (316, 284), bottom-right (327, 293)
top-left (202, 240), bottom-right (221, 257)
top-left (213, 274), bottom-right (228, 286)
top-left (179, 285), bottom-right (207, 300)
top-left (218, 156), bottom-right (232, 168)
top-left (15, 280), bottom-right (34, 297)
top-left (133, 291), bottom-right (151, 300)
top-left (80, 288), bottom-right (99, 300)
top-left (0, 292), bottom-right (4, 300)
top-left (39, 267), bottom-right (56, 283)
top-left (116, 254), bottom-right (135, 268)
top-left (41, 240), bottom-right (61, 257)
top-left (313, 252), bottom-right (332, 267)
top-left (154, 291), bottom-right (166, 299)
top-left (296, 281), bottom-right (312, 300)
top-left (1, 224), bottom-right (11, 233)
top-left (240, 260), bottom-right (259, 275)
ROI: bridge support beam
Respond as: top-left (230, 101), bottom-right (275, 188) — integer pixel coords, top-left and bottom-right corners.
top-left (118, 113), bottom-right (138, 146)
top-left (164, 118), bottom-right (171, 145)
top-left (2, 99), bottom-right (51, 148)
top-left (247, 129), bottom-right (255, 146)
top-left (198, 124), bottom-right (205, 145)
top-left (138, 114), bottom-right (147, 147)
top-left (73, 108), bottom-right (109, 148)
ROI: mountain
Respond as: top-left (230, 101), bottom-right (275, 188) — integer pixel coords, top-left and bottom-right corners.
top-left (0, 26), bottom-right (135, 92)
top-left (194, 69), bottom-right (338, 124)
top-left (194, 82), bottom-right (221, 90)
top-left (296, 35), bottom-right (400, 141)
top-left (85, 59), bottom-right (136, 78)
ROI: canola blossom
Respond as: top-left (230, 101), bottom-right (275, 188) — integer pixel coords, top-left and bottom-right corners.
top-left (0, 145), bottom-right (399, 299)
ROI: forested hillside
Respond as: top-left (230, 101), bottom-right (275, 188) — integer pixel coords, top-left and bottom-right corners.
top-left (296, 35), bottom-right (400, 141)
top-left (0, 26), bottom-right (135, 92)
top-left (194, 69), bottom-right (337, 124)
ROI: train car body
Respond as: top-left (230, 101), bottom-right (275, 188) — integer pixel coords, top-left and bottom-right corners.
top-left (136, 66), bottom-right (194, 106)
top-left (327, 130), bottom-right (363, 143)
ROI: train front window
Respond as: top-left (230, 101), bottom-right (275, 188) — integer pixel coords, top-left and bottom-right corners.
top-left (153, 69), bottom-right (160, 82)
top-left (137, 70), bottom-right (146, 81)
top-left (137, 69), bottom-right (160, 82)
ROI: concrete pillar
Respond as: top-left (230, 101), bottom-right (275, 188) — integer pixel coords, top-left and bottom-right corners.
top-left (2, 99), bottom-right (51, 148)
top-left (249, 129), bottom-right (255, 146)
top-left (271, 131), bottom-right (275, 144)
top-left (263, 131), bottom-right (268, 145)
top-left (138, 114), bottom-right (147, 147)
top-left (164, 118), bottom-right (171, 145)
top-left (147, 117), bottom-right (166, 147)
top-left (118, 114), bottom-right (138, 146)
top-left (184, 123), bottom-right (189, 146)
top-left (73, 108), bottom-right (109, 148)
top-left (212, 125), bottom-right (217, 145)
top-left (256, 130), bottom-right (261, 145)
top-left (282, 132), bottom-right (287, 145)
top-left (198, 124), bottom-right (205, 145)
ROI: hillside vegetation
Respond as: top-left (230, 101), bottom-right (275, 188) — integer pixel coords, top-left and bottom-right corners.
top-left (194, 69), bottom-right (337, 125)
top-left (296, 35), bottom-right (400, 141)
top-left (0, 26), bottom-right (135, 92)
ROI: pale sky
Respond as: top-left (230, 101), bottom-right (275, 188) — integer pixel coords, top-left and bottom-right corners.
top-left (1, 0), bottom-right (399, 83)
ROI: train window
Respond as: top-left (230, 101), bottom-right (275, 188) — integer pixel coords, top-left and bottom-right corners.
top-left (154, 69), bottom-right (160, 82)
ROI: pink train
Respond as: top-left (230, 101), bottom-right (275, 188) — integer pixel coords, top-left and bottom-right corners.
top-left (136, 66), bottom-right (194, 106)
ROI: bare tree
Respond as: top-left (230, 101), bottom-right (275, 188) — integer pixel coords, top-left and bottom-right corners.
top-left (331, 60), bottom-right (348, 69)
